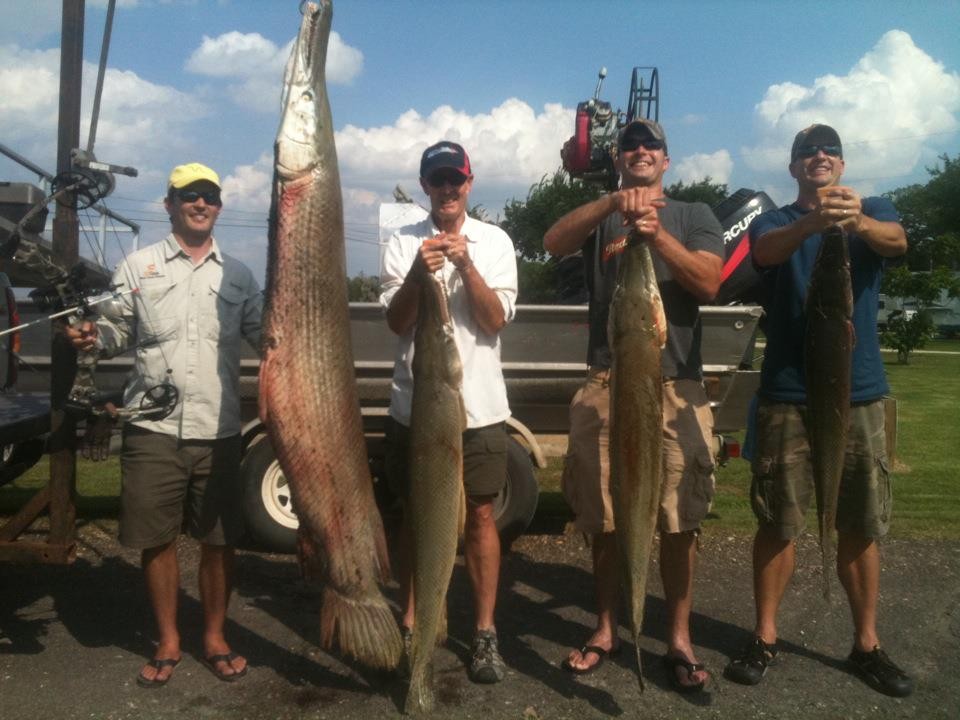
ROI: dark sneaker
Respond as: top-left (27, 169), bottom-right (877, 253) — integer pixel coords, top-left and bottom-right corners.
top-left (724, 636), bottom-right (778, 686)
top-left (848, 645), bottom-right (913, 697)
top-left (468, 628), bottom-right (506, 684)
top-left (397, 626), bottom-right (413, 681)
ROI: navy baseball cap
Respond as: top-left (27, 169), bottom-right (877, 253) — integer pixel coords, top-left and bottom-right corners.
top-left (419, 141), bottom-right (472, 179)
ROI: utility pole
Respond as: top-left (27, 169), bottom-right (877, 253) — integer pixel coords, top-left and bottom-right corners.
top-left (47, 0), bottom-right (85, 561)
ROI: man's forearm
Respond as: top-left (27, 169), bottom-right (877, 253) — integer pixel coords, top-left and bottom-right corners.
top-left (544, 194), bottom-right (616, 257)
top-left (459, 263), bottom-right (506, 335)
top-left (385, 273), bottom-right (421, 335)
top-left (651, 229), bottom-right (722, 301)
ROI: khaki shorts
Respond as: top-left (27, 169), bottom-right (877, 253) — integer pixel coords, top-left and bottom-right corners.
top-left (749, 399), bottom-right (892, 540)
top-left (561, 370), bottom-right (716, 535)
top-left (385, 418), bottom-right (508, 499)
top-left (118, 426), bottom-right (243, 549)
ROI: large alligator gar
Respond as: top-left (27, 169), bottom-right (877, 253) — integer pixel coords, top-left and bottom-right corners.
top-left (259, 0), bottom-right (401, 671)
top-left (804, 224), bottom-right (854, 599)
top-left (608, 231), bottom-right (666, 689)
top-left (405, 271), bottom-right (466, 714)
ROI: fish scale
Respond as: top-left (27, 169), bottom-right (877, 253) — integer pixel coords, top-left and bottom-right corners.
top-left (258, 0), bottom-right (401, 671)
top-left (404, 270), bottom-right (466, 714)
top-left (805, 223), bottom-right (854, 599)
top-left (608, 231), bottom-right (666, 689)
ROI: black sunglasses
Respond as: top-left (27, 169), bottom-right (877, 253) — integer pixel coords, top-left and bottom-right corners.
top-left (176, 188), bottom-right (222, 205)
top-left (795, 144), bottom-right (842, 159)
top-left (619, 138), bottom-right (665, 153)
top-left (426, 171), bottom-right (468, 188)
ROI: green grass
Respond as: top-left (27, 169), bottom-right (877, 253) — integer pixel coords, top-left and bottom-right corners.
top-left (0, 456), bottom-right (121, 517)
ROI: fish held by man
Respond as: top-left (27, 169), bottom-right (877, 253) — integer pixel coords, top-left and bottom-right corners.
top-left (608, 231), bottom-right (666, 688)
top-left (258, 0), bottom-right (401, 670)
top-left (804, 223), bottom-right (854, 599)
top-left (404, 271), bottom-right (466, 714)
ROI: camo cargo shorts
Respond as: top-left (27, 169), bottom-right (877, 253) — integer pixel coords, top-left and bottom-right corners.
top-left (561, 370), bottom-right (716, 535)
top-left (750, 398), bottom-right (892, 540)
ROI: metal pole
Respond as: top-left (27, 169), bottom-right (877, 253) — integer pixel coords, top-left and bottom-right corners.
top-left (48, 0), bottom-right (85, 554)
top-left (86, 0), bottom-right (116, 154)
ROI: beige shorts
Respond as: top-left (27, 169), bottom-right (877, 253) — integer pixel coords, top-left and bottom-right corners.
top-left (561, 369), bottom-right (716, 535)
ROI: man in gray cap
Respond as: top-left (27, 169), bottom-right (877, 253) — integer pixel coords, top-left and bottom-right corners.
top-left (67, 162), bottom-right (262, 687)
top-left (724, 124), bottom-right (913, 697)
top-left (544, 119), bottom-right (724, 691)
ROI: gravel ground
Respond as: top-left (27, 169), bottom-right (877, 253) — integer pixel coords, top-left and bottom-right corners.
top-left (1, 520), bottom-right (958, 719)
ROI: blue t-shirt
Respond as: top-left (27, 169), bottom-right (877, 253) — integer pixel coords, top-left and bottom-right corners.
top-left (749, 197), bottom-right (899, 403)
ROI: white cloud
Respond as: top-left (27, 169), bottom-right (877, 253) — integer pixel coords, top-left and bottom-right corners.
top-left (0, 44), bottom-right (209, 172)
top-left (335, 98), bottom-right (574, 192)
top-left (185, 30), bottom-right (363, 113)
top-left (672, 150), bottom-right (733, 185)
top-left (742, 30), bottom-right (960, 190)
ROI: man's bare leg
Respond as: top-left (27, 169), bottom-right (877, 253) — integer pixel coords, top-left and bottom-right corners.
top-left (565, 531), bottom-right (620, 671)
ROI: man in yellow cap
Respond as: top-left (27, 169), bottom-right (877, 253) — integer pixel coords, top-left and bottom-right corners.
top-left (66, 163), bottom-right (262, 687)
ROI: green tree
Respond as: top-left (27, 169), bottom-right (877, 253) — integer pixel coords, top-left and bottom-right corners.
top-left (883, 153), bottom-right (960, 359)
top-left (347, 272), bottom-right (380, 302)
top-left (501, 172), bottom-right (604, 263)
top-left (499, 171), bottom-right (604, 304)
top-left (664, 177), bottom-right (728, 207)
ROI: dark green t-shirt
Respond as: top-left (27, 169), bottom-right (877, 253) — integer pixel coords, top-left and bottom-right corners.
top-left (583, 198), bottom-right (724, 379)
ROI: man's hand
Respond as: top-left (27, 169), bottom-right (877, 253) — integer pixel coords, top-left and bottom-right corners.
top-left (412, 236), bottom-right (450, 278)
top-left (816, 185), bottom-right (863, 233)
top-left (443, 233), bottom-right (472, 272)
top-left (63, 320), bottom-right (98, 352)
top-left (615, 187), bottom-right (667, 242)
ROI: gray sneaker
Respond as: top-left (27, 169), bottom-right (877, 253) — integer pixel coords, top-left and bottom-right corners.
top-left (468, 628), bottom-right (506, 684)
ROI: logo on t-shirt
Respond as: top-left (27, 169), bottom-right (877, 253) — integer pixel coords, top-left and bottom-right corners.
top-left (602, 235), bottom-right (629, 263)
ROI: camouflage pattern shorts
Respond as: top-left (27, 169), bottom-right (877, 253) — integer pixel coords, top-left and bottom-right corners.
top-left (749, 398), bottom-right (892, 540)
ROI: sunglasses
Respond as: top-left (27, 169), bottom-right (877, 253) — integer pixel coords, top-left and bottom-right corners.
top-left (426, 171), bottom-right (468, 188)
top-left (795, 144), bottom-right (842, 159)
top-left (619, 138), bottom-right (665, 153)
top-left (176, 188), bottom-right (222, 205)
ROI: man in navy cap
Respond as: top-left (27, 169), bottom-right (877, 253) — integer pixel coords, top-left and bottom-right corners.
top-left (724, 124), bottom-right (913, 697)
top-left (67, 162), bottom-right (262, 688)
top-left (544, 120), bottom-right (724, 691)
top-left (380, 141), bottom-right (518, 684)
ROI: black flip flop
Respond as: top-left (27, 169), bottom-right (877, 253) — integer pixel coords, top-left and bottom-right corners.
top-left (136, 657), bottom-right (181, 688)
top-left (562, 644), bottom-right (621, 675)
top-left (202, 652), bottom-right (248, 682)
top-left (662, 654), bottom-right (708, 694)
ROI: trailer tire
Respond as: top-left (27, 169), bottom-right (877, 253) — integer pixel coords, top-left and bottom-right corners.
top-left (240, 436), bottom-right (298, 554)
top-left (492, 437), bottom-right (539, 549)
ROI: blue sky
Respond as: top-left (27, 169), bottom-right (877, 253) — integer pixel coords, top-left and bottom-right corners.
top-left (2, 0), bottom-right (959, 282)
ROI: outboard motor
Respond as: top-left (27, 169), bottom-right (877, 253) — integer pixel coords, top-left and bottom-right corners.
top-left (711, 188), bottom-right (777, 305)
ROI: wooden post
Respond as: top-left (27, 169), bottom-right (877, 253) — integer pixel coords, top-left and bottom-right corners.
top-left (47, 0), bottom-right (86, 557)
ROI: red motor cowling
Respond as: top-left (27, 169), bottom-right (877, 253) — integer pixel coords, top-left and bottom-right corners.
top-left (561, 102), bottom-right (593, 174)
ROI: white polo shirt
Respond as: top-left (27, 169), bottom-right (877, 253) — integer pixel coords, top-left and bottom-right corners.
top-left (379, 215), bottom-right (518, 429)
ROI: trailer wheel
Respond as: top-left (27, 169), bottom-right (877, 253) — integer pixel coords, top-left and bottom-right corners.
top-left (492, 437), bottom-right (539, 549)
top-left (240, 436), bottom-right (298, 554)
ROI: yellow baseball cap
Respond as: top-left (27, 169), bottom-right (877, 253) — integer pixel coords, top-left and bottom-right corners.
top-left (168, 162), bottom-right (221, 190)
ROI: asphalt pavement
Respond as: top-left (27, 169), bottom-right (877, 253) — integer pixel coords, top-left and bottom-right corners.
top-left (1, 519), bottom-right (958, 719)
